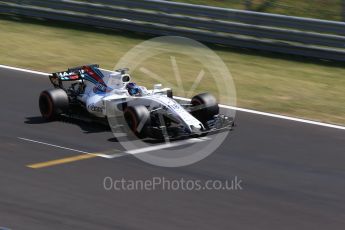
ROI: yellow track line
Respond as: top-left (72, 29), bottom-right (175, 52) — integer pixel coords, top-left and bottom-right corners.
top-left (27, 154), bottom-right (99, 169)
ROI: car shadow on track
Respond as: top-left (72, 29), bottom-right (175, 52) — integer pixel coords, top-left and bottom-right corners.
top-left (107, 136), bottom-right (169, 144)
top-left (25, 117), bottom-right (205, 144)
top-left (24, 116), bottom-right (157, 143)
top-left (25, 116), bottom-right (110, 134)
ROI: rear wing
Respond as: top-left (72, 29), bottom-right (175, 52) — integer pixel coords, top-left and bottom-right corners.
top-left (49, 64), bottom-right (99, 88)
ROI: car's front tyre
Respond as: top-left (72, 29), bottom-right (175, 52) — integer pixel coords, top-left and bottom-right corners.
top-left (124, 105), bottom-right (151, 138)
top-left (191, 93), bottom-right (219, 126)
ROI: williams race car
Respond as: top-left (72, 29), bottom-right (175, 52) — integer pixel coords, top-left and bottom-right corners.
top-left (39, 64), bottom-right (234, 139)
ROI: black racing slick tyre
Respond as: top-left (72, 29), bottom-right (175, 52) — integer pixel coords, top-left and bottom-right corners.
top-left (191, 93), bottom-right (219, 124)
top-left (39, 89), bottom-right (69, 121)
top-left (124, 105), bottom-right (151, 138)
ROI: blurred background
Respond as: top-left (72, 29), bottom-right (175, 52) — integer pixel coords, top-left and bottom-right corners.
top-left (172, 0), bottom-right (345, 21)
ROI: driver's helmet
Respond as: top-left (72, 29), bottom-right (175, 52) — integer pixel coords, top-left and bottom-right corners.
top-left (126, 82), bottom-right (140, 96)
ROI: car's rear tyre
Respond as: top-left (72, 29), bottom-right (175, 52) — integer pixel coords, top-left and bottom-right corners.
top-left (124, 105), bottom-right (151, 138)
top-left (191, 93), bottom-right (219, 125)
top-left (39, 89), bottom-right (69, 121)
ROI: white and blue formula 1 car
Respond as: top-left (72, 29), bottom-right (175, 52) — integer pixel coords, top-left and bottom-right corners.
top-left (39, 64), bottom-right (234, 139)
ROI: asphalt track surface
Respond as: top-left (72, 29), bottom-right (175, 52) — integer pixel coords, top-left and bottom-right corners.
top-left (0, 66), bottom-right (345, 230)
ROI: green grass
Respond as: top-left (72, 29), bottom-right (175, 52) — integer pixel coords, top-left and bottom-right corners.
top-left (172, 0), bottom-right (343, 21)
top-left (0, 16), bottom-right (344, 125)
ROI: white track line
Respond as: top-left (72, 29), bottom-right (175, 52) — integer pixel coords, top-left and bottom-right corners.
top-left (122, 137), bottom-right (209, 156)
top-left (2, 64), bottom-right (344, 131)
top-left (0, 64), bottom-right (48, 76)
top-left (18, 137), bottom-right (209, 159)
top-left (18, 137), bottom-right (113, 158)
top-left (222, 105), bottom-right (345, 131)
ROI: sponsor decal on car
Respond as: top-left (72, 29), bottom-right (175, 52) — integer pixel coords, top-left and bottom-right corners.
top-left (88, 103), bottom-right (103, 113)
top-left (55, 71), bottom-right (80, 81)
